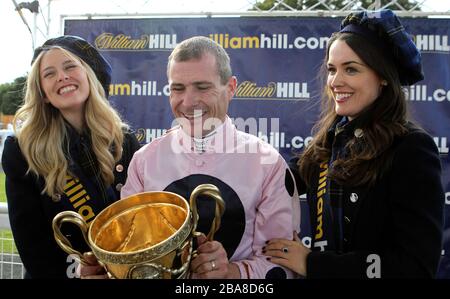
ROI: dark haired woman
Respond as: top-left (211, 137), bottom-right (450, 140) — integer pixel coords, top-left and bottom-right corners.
top-left (264, 10), bottom-right (444, 278)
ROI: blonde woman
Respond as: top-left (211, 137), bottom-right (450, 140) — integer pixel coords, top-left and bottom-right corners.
top-left (2, 36), bottom-right (140, 278)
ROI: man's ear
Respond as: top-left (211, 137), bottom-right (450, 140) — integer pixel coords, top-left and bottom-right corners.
top-left (227, 76), bottom-right (237, 99)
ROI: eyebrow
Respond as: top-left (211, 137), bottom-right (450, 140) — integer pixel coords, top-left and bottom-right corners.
top-left (193, 81), bottom-right (213, 85)
top-left (327, 60), bottom-right (366, 67)
top-left (41, 59), bottom-right (74, 73)
top-left (170, 81), bottom-right (213, 87)
top-left (169, 83), bottom-right (184, 88)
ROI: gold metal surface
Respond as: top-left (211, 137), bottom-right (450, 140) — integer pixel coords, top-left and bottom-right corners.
top-left (52, 184), bottom-right (225, 279)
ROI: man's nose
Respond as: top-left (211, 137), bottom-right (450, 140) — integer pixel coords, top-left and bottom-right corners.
top-left (181, 88), bottom-right (199, 107)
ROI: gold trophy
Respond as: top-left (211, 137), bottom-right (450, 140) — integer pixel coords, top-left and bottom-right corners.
top-left (52, 184), bottom-right (225, 279)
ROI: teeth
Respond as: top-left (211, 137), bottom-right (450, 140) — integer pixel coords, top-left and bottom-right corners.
top-left (59, 85), bottom-right (76, 95)
top-left (192, 111), bottom-right (204, 117)
top-left (335, 93), bottom-right (352, 100)
top-left (185, 111), bottom-right (206, 118)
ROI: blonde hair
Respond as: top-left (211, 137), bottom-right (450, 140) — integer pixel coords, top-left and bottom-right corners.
top-left (14, 47), bottom-right (127, 197)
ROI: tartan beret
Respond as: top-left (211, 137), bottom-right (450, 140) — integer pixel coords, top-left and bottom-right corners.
top-left (340, 9), bottom-right (424, 86)
top-left (32, 35), bottom-right (112, 96)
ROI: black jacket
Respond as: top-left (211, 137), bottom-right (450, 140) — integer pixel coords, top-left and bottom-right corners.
top-left (291, 122), bottom-right (444, 278)
top-left (2, 130), bottom-right (140, 279)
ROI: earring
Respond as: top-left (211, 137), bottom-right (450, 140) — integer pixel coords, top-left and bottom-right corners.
top-left (381, 80), bottom-right (388, 86)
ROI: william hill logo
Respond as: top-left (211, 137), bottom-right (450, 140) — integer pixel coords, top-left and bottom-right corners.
top-left (95, 33), bottom-right (177, 50)
top-left (235, 81), bottom-right (310, 100)
top-left (236, 81), bottom-right (276, 98)
top-left (95, 33), bottom-right (148, 49)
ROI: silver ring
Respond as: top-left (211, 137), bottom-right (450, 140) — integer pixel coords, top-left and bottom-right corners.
top-left (282, 247), bottom-right (289, 253)
top-left (211, 260), bottom-right (216, 270)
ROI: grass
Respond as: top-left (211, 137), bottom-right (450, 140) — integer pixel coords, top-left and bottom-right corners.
top-left (0, 172), bottom-right (18, 254)
top-left (1, 230), bottom-right (18, 254)
top-left (0, 172), bottom-right (5, 203)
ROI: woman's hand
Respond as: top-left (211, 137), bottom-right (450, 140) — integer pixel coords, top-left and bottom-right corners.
top-left (263, 231), bottom-right (311, 277)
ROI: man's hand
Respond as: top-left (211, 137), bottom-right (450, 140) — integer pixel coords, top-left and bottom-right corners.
top-left (79, 252), bottom-right (108, 279)
top-left (189, 234), bottom-right (240, 279)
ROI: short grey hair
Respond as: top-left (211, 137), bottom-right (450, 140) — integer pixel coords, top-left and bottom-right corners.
top-left (167, 36), bottom-right (232, 85)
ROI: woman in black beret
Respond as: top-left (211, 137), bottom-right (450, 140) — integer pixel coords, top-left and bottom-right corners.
top-left (264, 10), bottom-right (444, 278)
top-left (2, 35), bottom-right (140, 278)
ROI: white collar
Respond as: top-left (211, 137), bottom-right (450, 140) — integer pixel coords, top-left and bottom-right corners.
top-left (177, 116), bottom-right (234, 154)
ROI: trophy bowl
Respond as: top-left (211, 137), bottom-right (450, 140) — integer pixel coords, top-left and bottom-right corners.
top-left (52, 184), bottom-right (224, 279)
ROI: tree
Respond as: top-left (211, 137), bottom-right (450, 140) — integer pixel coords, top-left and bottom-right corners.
top-left (0, 83), bottom-right (10, 113)
top-left (253, 0), bottom-right (421, 11)
top-left (0, 76), bottom-right (26, 115)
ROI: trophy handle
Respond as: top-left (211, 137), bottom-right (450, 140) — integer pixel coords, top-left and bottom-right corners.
top-left (189, 184), bottom-right (225, 241)
top-left (52, 210), bottom-right (91, 265)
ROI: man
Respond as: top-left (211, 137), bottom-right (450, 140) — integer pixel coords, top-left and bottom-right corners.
top-left (82, 36), bottom-right (300, 279)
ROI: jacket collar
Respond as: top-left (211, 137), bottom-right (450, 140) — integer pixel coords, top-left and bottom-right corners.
top-left (327, 115), bottom-right (366, 146)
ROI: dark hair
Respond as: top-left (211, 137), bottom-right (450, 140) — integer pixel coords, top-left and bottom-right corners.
top-left (299, 32), bottom-right (410, 187)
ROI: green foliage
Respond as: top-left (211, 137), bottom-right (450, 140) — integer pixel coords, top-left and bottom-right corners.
top-left (0, 76), bottom-right (26, 115)
top-left (0, 83), bottom-right (10, 113)
top-left (253, 0), bottom-right (421, 11)
top-left (254, 0), bottom-right (299, 10)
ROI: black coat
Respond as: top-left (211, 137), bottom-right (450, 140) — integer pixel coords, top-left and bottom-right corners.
top-left (2, 131), bottom-right (140, 279)
top-left (291, 123), bottom-right (444, 278)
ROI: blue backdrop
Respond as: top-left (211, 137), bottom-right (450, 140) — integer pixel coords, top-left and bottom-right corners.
top-left (65, 16), bottom-right (450, 278)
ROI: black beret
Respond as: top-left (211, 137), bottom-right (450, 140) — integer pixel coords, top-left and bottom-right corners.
top-left (32, 35), bottom-right (112, 96)
top-left (340, 9), bottom-right (424, 86)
